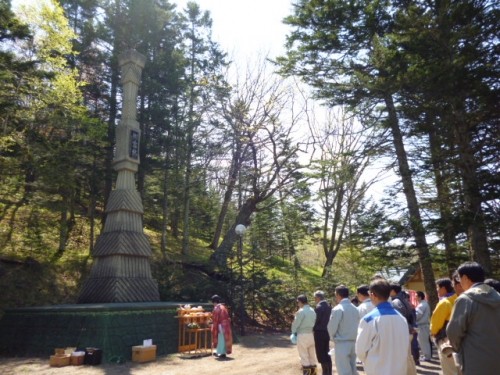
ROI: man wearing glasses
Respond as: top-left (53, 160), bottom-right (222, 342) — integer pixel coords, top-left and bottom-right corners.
top-left (447, 262), bottom-right (500, 375)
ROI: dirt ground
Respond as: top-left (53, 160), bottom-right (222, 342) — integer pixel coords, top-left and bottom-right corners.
top-left (0, 333), bottom-right (443, 375)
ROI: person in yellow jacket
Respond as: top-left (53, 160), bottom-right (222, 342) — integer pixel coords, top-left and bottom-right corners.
top-left (430, 278), bottom-right (457, 375)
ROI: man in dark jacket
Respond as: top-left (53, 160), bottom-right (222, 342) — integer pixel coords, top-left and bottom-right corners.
top-left (447, 262), bottom-right (500, 375)
top-left (390, 283), bottom-right (418, 374)
top-left (313, 290), bottom-right (332, 375)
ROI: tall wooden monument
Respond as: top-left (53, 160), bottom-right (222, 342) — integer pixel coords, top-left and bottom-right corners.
top-left (78, 50), bottom-right (159, 303)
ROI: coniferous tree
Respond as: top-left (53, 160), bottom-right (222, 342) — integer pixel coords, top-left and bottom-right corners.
top-left (277, 0), bottom-right (438, 305)
top-left (2, 0), bottom-right (104, 258)
top-left (0, 0), bottom-right (35, 252)
top-left (390, 0), bottom-right (499, 274)
top-left (178, 1), bottom-right (229, 255)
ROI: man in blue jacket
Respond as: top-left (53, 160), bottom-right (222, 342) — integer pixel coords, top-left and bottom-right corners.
top-left (356, 278), bottom-right (409, 375)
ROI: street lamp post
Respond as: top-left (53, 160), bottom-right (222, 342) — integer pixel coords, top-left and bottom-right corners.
top-left (235, 224), bottom-right (246, 336)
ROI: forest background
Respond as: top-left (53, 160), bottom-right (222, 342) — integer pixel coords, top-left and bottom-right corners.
top-left (0, 0), bottom-right (498, 330)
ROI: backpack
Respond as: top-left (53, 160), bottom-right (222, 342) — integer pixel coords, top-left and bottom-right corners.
top-left (395, 295), bottom-right (417, 328)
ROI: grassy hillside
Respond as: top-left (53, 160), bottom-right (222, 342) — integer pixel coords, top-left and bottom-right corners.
top-left (0, 227), bottom-right (329, 330)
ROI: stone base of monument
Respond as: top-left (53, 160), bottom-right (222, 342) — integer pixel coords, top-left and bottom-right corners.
top-left (0, 302), bottom-right (210, 363)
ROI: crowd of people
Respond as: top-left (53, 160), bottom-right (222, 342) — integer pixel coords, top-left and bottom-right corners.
top-left (290, 261), bottom-right (500, 375)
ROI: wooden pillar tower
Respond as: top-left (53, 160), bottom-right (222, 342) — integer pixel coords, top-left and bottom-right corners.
top-left (78, 50), bottom-right (160, 303)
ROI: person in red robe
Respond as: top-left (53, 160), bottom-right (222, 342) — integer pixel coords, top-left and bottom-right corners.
top-left (211, 294), bottom-right (233, 358)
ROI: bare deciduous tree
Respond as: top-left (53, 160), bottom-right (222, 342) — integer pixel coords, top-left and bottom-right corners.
top-left (309, 107), bottom-right (382, 277)
top-left (210, 58), bottom-right (308, 269)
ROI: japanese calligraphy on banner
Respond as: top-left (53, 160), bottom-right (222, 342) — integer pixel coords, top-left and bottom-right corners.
top-left (129, 130), bottom-right (139, 159)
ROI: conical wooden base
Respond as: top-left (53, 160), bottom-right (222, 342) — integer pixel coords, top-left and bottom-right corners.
top-left (78, 277), bottom-right (159, 303)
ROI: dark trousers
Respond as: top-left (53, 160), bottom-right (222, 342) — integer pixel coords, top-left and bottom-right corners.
top-left (411, 332), bottom-right (420, 363)
top-left (313, 330), bottom-right (332, 365)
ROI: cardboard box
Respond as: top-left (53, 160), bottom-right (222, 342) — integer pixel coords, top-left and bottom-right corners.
top-left (70, 352), bottom-right (85, 366)
top-left (50, 354), bottom-right (71, 367)
top-left (132, 345), bottom-right (157, 363)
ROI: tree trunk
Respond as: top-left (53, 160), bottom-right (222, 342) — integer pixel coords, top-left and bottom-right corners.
top-left (182, 49), bottom-right (197, 254)
top-left (54, 195), bottom-right (75, 260)
top-left (211, 198), bottom-right (256, 268)
top-left (322, 185), bottom-right (345, 277)
top-left (171, 117), bottom-right (182, 239)
top-left (385, 94), bottom-right (438, 310)
top-left (322, 234), bottom-right (344, 278)
top-left (89, 187), bottom-right (96, 256)
top-left (454, 122), bottom-right (492, 275)
top-left (321, 207), bottom-right (331, 260)
top-left (209, 143), bottom-right (241, 249)
top-left (172, 205), bottom-right (180, 238)
top-left (181, 129), bottom-right (193, 255)
top-left (56, 207), bottom-right (69, 259)
top-left (88, 155), bottom-right (98, 255)
top-left (428, 123), bottom-right (459, 275)
top-left (322, 196), bottom-right (350, 277)
top-left (278, 190), bottom-right (296, 260)
top-left (160, 141), bottom-right (170, 257)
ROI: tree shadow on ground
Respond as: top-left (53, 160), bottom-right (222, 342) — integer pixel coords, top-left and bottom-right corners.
top-left (235, 333), bottom-right (293, 349)
top-left (417, 357), bottom-right (442, 375)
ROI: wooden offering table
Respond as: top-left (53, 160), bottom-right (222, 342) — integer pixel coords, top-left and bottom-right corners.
top-left (177, 305), bottom-right (212, 358)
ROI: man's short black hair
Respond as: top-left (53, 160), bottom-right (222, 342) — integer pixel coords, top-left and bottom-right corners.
top-left (357, 285), bottom-right (370, 296)
top-left (297, 294), bottom-right (308, 304)
top-left (211, 294), bottom-right (221, 303)
top-left (416, 291), bottom-right (425, 300)
top-left (370, 278), bottom-right (391, 300)
top-left (335, 285), bottom-right (349, 299)
top-left (389, 282), bottom-right (402, 294)
top-left (436, 278), bottom-right (454, 293)
top-left (457, 262), bottom-right (485, 283)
